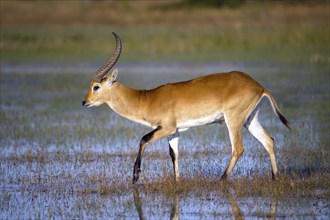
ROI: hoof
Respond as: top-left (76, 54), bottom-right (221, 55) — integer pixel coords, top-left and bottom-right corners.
top-left (132, 169), bottom-right (141, 184)
top-left (220, 173), bottom-right (227, 181)
top-left (174, 176), bottom-right (181, 182)
top-left (132, 173), bottom-right (139, 184)
top-left (272, 172), bottom-right (279, 181)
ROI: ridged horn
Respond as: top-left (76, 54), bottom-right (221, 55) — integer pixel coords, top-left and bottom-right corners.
top-left (93, 32), bottom-right (122, 82)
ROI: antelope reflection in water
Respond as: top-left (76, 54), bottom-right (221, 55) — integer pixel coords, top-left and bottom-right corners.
top-left (132, 186), bottom-right (277, 219)
top-left (133, 187), bottom-right (179, 220)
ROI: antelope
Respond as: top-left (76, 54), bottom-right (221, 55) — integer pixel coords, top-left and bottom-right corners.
top-left (82, 32), bottom-right (290, 184)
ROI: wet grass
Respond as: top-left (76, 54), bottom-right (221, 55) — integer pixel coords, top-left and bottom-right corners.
top-left (1, 1), bottom-right (329, 218)
top-left (1, 61), bottom-right (329, 218)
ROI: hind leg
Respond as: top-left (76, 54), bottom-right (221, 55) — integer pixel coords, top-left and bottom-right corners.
top-left (247, 110), bottom-right (278, 180)
top-left (221, 114), bottom-right (244, 179)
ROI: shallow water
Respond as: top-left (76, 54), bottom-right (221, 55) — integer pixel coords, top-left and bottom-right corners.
top-left (1, 62), bottom-right (329, 218)
top-left (2, 186), bottom-right (328, 219)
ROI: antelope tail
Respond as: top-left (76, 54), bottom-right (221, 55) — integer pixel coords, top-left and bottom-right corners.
top-left (263, 90), bottom-right (291, 130)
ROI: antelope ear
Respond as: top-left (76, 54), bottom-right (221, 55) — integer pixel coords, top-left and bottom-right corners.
top-left (106, 69), bottom-right (118, 85)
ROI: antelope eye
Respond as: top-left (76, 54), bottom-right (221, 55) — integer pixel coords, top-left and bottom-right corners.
top-left (93, 85), bottom-right (100, 91)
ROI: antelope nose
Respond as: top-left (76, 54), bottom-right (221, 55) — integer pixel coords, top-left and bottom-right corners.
top-left (82, 101), bottom-right (86, 106)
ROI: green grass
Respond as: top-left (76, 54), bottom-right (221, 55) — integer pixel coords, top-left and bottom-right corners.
top-left (1, 26), bottom-right (328, 63)
top-left (1, 1), bottom-right (329, 63)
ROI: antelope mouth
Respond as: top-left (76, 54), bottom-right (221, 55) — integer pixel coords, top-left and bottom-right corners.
top-left (82, 101), bottom-right (92, 107)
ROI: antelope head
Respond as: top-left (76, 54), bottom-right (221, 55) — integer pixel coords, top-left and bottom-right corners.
top-left (82, 32), bottom-right (122, 107)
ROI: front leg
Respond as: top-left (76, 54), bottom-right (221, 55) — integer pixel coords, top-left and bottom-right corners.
top-left (133, 125), bottom-right (176, 184)
top-left (132, 165), bottom-right (141, 184)
top-left (168, 131), bottom-right (180, 181)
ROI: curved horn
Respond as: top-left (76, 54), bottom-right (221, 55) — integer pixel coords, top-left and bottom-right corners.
top-left (93, 32), bottom-right (122, 82)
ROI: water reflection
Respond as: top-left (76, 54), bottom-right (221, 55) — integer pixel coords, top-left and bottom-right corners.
top-left (270, 199), bottom-right (277, 220)
top-left (132, 186), bottom-right (277, 219)
top-left (224, 189), bottom-right (244, 220)
top-left (133, 187), bottom-right (179, 220)
top-left (169, 195), bottom-right (179, 220)
top-left (224, 187), bottom-right (277, 220)
top-left (133, 187), bottom-right (146, 220)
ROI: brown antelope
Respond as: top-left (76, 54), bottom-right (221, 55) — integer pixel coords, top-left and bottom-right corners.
top-left (82, 32), bottom-right (290, 184)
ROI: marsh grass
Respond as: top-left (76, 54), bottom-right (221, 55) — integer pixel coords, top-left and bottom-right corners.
top-left (128, 173), bottom-right (330, 199)
top-left (1, 1), bottom-right (329, 214)
top-left (1, 64), bottom-right (329, 218)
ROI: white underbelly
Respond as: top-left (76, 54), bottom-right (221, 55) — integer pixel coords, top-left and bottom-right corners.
top-left (177, 112), bottom-right (224, 130)
top-left (126, 112), bottom-right (225, 131)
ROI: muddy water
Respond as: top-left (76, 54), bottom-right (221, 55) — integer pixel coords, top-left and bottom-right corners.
top-left (1, 62), bottom-right (329, 218)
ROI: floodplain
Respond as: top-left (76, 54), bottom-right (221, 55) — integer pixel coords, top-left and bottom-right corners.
top-left (1, 61), bottom-right (329, 219)
top-left (1, 1), bottom-right (329, 219)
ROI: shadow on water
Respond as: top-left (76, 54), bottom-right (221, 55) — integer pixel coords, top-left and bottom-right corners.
top-left (132, 185), bottom-right (277, 220)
